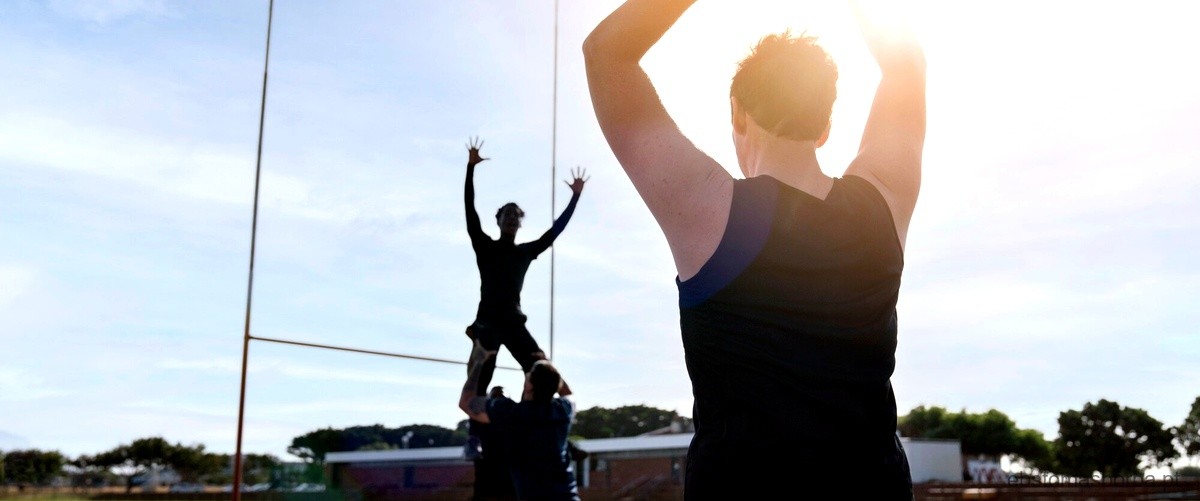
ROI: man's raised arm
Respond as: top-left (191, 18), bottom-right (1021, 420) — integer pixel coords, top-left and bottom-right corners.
top-left (526, 167), bottom-right (587, 257)
top-left (464, 137), bottom-right (489, 245)
top-left (844, 1), bottom-right (927, 248)
top-left (583, 0), bottom-right (732, 280)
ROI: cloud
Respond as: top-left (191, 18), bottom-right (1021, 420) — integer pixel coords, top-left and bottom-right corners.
top-left (0, 368), bottom-right (68, 402)
top-left (249, 399), bottom-right (453, 417)
top-left (48, 0), bottom-right (168, 24)
top-left (0, 114), bottom-right (251, 204)
top-left (158, 356), bottom-right (457, 389)
top-left (0, 113), bottom-right (398, 229)
top-left (157, 357), bottom-right (244, 374)
top-left (270, 363), bottom-right (456, 389)
top-left (0, 429), bottom-right (32, 450)
top-left (0, 265), bottom-right (36, 306)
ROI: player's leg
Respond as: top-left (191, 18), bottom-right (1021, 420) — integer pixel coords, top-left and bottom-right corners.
top-left (500, 323), bottom-right (577, 395)
top-left (471, 322), bottom-right (502, 395)
top-left (464, 322), bottom-right (501, 461)
top-left (500, 322), bottom-right (546, 373)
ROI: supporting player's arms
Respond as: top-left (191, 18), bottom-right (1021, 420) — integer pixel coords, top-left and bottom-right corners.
top-left (458, 340), bottom-right (497, 423)
top-left (583, 0), bottom-right (733, 281)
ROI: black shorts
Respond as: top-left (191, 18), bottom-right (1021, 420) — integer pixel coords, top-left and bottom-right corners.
top-left (469, 319), bottom-right (545, 372)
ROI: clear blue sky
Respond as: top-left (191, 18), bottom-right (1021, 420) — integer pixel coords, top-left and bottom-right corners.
top-left (2, 0), bottom-right (1198, 464)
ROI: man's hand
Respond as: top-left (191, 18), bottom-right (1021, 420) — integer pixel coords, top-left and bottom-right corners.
top-left (564, 166), bottom-right (589, 195)
top-left (558, 379), bottom-right (573, 398)
top-left (850, 0), bottom-right (922, 69)
top-left (467, 136), bottom-right (488, 167)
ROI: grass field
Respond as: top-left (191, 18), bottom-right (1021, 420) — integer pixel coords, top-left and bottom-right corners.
top-left (1, 496), bottom-right (92, 501)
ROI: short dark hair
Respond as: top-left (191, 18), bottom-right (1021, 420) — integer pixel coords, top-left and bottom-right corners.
top-left (528, 361), bottom-right (561, 403)
top-left (730, 31), bottom-right (838, 141)
top-left (495, 202), bottom-right (525, 223)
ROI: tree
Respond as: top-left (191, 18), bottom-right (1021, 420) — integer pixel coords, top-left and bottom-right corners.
top-left (898, 405), bottom-right (950, 439)
top-left (1054, 399), bottom-right (1178, 478)
top-left (214, 452), bottom-right (282, 486)
top-left (167, 443), bottom-right (224, 483)
top-left (64, 454), bottom-right (116, 491)
top-left (1, 449), bottom-right (66, 486)
top-left (382, 424), bottom-right (466, 449)
top-left (1174, 396), bottom-right (1200, 459)
top-left (1011, 428), bottom-right (1056, 473)
top-left (288, 427), bottom-right (344, 463)
top-left (898, 406), bottom-right (1052, 468)
top-left (288, 424), bottom-right (466, 463)
top-left (573, 405), bottom-right (691, 439)
top-left (243, 453), bottom-right (281, 486)
top-left (340, 425), bottom-right (388, 452)
top-left (93, 437), bottom-right (174, 492)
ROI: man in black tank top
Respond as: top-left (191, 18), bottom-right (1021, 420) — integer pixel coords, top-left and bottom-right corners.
top-left (461, 137), bottom-right (587, 460)
top-left (585, 1), bottom-right (926, 499)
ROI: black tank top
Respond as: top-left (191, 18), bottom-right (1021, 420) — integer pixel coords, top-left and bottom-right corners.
top-left (677, 174), bottom-right (911, 498)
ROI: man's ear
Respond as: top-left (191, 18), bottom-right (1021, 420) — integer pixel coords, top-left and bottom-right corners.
top-left (815, 120), bottom-right (831, 148)
top-left (731, 96), bottom-right (747, 136)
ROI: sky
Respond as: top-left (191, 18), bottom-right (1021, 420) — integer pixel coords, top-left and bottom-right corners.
top-left (1, 0), bottom-right (1198, 465)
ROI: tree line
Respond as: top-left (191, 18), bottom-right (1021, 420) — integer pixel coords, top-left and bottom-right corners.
top-left (5, 398), bottom-right (1195, 488)
top-left (286, 405), bottom-right (689, 462)
top-left (899, 396), bottom-right (1200, 478)
top-left (285, 399), bottom-right (1199, 480)
top-left (1, 437), bottom-right (289, 492)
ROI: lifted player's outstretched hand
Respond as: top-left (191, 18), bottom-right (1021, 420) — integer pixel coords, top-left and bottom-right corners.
top-left (467, 136), bottom-right (488, 166)
top-left (565, 166), bottom-right (589, 195)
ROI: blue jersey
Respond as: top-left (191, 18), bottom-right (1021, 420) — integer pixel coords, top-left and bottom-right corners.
top-left (487, 397), bottom-right (580, 501)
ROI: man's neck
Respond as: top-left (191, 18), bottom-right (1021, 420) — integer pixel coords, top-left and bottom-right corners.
top-left (499, 233), bottom-right (517, 244)
top-left (742, 137), bottom-right (832, 200)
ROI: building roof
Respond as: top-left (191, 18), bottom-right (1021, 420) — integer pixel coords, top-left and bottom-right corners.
top-left (325, 433), bottom-right (953, 464)
top-left (326, 447), bottom-right (465, 464)
top-left (578, 433), bottom-right (693, 454)
top-left (325, 434), bottom-right (695, 464)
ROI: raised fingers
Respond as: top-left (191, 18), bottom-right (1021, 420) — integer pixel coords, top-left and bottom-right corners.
top-left (561, 166), bottom-right (589, 185)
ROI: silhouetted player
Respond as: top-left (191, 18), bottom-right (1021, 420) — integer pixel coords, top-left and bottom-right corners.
top-left (471, 385), bottom-right (517, 501)
top-left (585, 1), bottom-right (925, 498)
top-left (462, 137), bottom-right (585, 456)
top-left (460, 340), bottom-right (581, 501)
